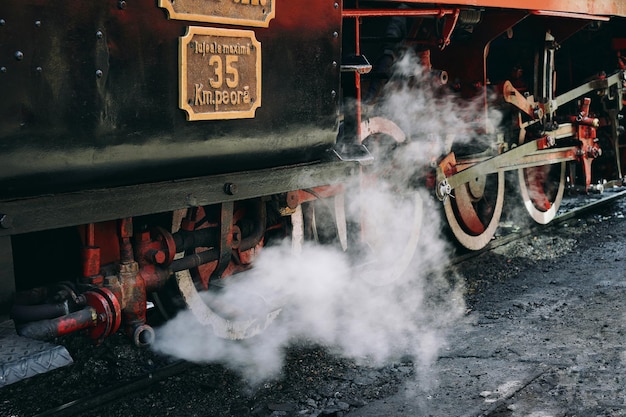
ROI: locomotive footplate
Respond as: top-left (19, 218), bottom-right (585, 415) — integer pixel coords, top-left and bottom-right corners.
top-left (0, 320), bottom-right (73, 387)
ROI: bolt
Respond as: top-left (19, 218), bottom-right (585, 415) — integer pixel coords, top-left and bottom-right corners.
top-left (96, 69), bottom-right (103, 78)
top-left (0, 214), bottom-right (11, 229)
top-left (0, 67), bottom-right (6, 73)
top-left (34, 20), bottom-right (41, 27)
top-left (14, 51), bottom-right (23, 61)
top-left (118, 0), bottom-right (127, 10)
top-left (224, 182), bottom-right (238, 195)
top-left (36, 66), bottom-right (42, 73)
top-left (333, 31), bottom-right (338, 38)
top-left (96, 30), bottom-right (104, 39)
top-left (151, 250), bottom-right (166, 265)
top-left (0, 19), bottom-right (5, 26)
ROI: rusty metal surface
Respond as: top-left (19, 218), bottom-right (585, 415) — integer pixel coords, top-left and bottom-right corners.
top-left (395, 0), bottom-right (626, 17)
top-left (158, 0), bottom-right (275, 27)
top-left (180, 27), bottom-right (261, 121)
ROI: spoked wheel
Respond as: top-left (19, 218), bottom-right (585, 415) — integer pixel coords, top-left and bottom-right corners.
top-left (443, 170), bottom-right (505, 250)
top-left (173, 268), bottom-right (281, 340)
top-left (356, 117), bottom-right (424, 285)
top-left (518, 162), bottom-right (566, 224)
top-left (154, 206), bottom-right (281, 340)
top-left (358, 187), bottom-right (424, 285)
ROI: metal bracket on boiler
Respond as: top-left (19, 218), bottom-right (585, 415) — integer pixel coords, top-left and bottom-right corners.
top-left (334, 54), bottom-right (376, 163)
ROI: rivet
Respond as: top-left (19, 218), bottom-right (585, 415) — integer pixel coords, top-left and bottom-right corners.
top-left (333, 31), bottom-right (338, 38)
top-left (332, 61), bottom-right (337, 68)
top-left (34, 20), bottom-right (41, 27)
top-left (334, 2), bottom-right (339, 9)
top-left (96, 69), bottom-right (103, 78)
top-left (14, 51), bottom-right (23, 61)
top-left (36, 66), bottom-right (42, 73)
top-left (331, 90), bottom-right (337, 99)
top-left (0, 67), bottom-right (6, 73)
top-left (96, 30), bottom-right (104, 39)
top-left (0, 19), bottom-right (5, 26)
top-left (118, 1), bottom-right (127, 10)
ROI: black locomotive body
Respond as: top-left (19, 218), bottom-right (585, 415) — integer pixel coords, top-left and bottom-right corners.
top-left (0, 1), bottom-right (349, 315)
top-left (2, 0), bottom-right (626, 386)
top-left (0, 1), bottom-right (341, 197)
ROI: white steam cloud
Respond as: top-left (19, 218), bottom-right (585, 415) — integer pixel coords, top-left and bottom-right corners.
top-left (153, 227), bottom-right (464, 384)
top-left (153, 50), bottom-right (501, 385)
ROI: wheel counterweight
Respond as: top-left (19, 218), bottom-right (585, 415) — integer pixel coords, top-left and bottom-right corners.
top-left (518, 162), bottom-right (566, 224)
top-left (443, 171), bottom-right (505, 250)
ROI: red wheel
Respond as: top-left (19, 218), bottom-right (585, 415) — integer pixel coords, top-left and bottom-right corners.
top-left (518, 162), bottom-right (566, 224)
top-left (443, 170), bottom-right (505, 250)
top-left (358, 117), bottom-right (423, 284)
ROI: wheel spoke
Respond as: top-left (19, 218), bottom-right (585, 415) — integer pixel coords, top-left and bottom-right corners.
top-left (518, 162), bottom-right (566, 224)
top-left (444, 171), bottom-right (505, 250)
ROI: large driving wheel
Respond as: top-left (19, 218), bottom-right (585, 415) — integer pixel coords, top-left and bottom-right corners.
top-left (357, 117), bottom-right (423, 284)
top-left (518, 162), bottom-right (566, 224)
top-left (443, 170), bottom-right (505, 250)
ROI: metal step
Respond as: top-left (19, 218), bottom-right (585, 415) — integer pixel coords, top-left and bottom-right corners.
top-left (0, 320), bottom-right (73, 387)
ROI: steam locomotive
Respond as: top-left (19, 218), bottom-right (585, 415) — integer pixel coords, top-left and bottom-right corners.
top-left (1, 0), bottom-right (625, 385)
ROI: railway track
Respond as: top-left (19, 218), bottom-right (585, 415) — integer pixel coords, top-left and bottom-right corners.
top-left (5, 186), bottom-right (626, 417)
top-left (453, 184), bottom-right (626, 263)
top-left (32, 360), bottom-right (193, 417)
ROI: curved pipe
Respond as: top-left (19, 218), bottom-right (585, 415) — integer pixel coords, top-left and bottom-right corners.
top-left (10, 302), bottom-right (69, 322)
top-left (131, 324), bottom-right (155, 347)
top-left (16, 307), bottom-right (96, 340)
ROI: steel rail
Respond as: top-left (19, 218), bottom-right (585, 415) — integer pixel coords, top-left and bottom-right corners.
top-left (33, 360), bottom-right (193, 417)
top-left (451, 187), bottom-right (626, 265)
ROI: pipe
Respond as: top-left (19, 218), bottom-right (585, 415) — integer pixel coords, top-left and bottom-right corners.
top-left (171, 200), bottom-right (266, 254)
top-left (16, 307), bottom-right (96, 340)
top-left (131, 323), bottom-right (155, 347)
top-left (173, 227), bottom-right (219, 252)
top-left (10, 302), bottom-right (69, 322)
top-left (169, 249), bottom-right (220, 272)
top-left (13, 287), bottom-right (49, 305)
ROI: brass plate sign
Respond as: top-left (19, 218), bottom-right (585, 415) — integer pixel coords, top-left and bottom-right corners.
top-left (179, 27), bottom-right (261, 121)
top-left (159, 0), bottom-right (275, 28)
